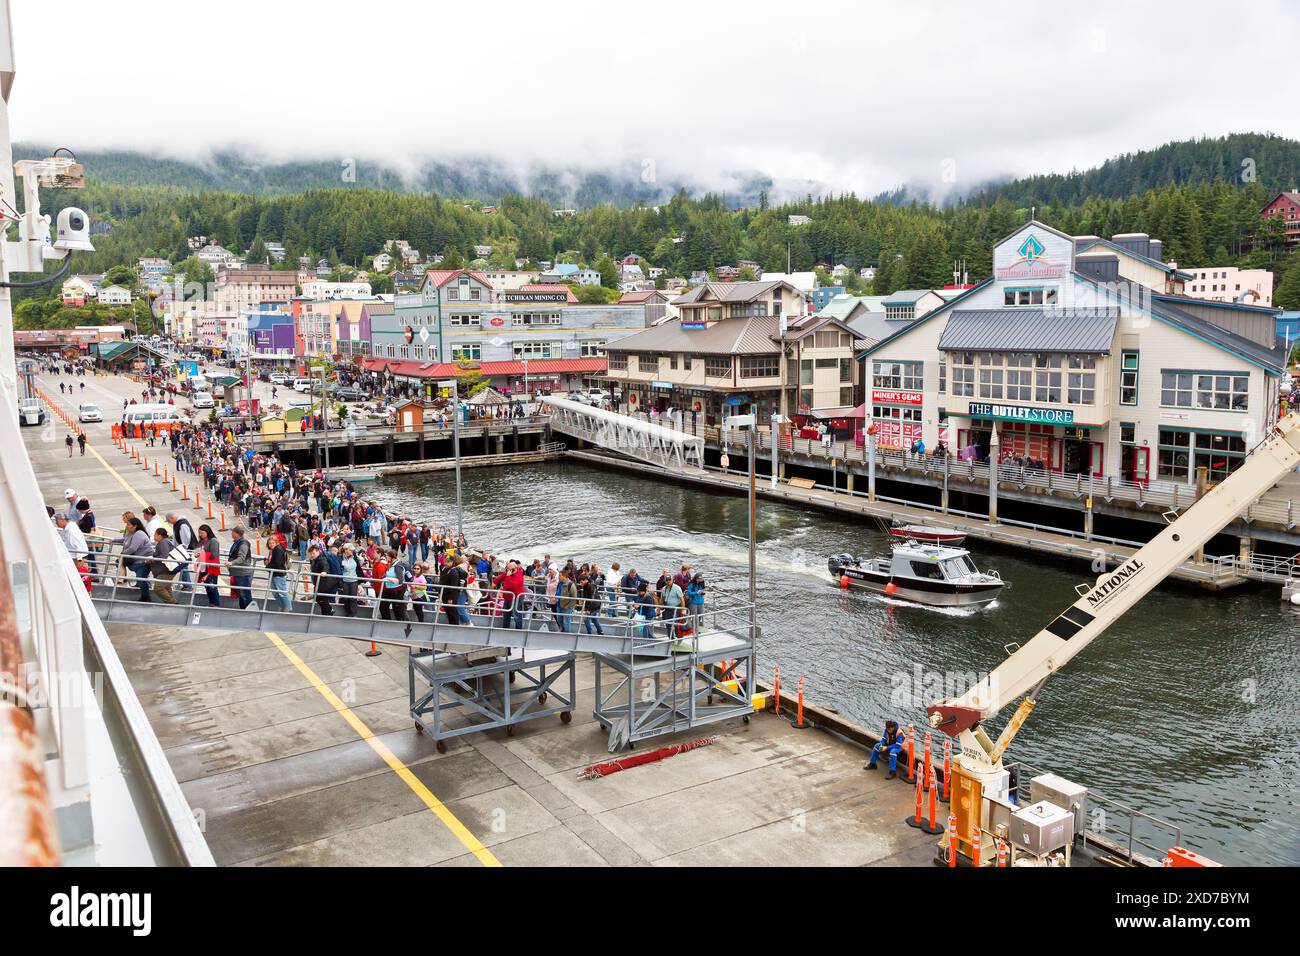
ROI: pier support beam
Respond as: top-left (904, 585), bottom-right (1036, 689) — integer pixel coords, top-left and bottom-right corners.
top-left (845, 470), bottom-right (854, 494)
top-left (384, 436), bottom-right (394, 464)
top-left (987, 429), bottom-right (1000, 525)
top-left (867, 431), bottom-right (877, 502)
top-left (941, 452), bottom-right (950, 514)
top-left (417, 433), bottom-right (425, 460)
top-left (348, 441), bottom-right (355, 468)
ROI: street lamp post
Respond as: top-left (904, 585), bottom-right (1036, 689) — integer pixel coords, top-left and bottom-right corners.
top-left (724, 412), bottom-right (758, 632)
top-left (440, 377), bottom-right (463, 537)
top-left (318, 361), bottom-right (331, 472)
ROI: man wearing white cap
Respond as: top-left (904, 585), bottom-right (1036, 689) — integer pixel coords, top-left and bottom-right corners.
top-left (63, 489), bottom-right (80, 521)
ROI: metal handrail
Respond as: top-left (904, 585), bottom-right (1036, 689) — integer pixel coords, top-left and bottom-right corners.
top-left (87, 539), bottom-right (759, 651)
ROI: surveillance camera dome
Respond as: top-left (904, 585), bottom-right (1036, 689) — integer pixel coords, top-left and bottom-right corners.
top-left (54, 206), bottom-right (94, 252)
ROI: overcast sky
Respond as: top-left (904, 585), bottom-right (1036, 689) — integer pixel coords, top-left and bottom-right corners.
top-left (9, 0), bottom-right (1300, 197)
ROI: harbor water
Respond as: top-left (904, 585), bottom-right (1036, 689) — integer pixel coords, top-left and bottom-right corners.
top-left (372, 460), bottom-right (1300, 866)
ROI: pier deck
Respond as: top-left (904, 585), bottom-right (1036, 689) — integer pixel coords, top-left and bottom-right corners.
top-left (24, 377), bottom-right (938, 867)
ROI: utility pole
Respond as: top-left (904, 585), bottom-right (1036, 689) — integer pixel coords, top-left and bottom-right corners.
top-left (725, 412), bottom-right (759, 632)
top-left (441, 377), bottom-right (463, 537)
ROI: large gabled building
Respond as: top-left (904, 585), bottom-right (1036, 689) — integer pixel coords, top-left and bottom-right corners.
top-left (857, 220), bottom-right (1286, 485)
top-left (602, 279), bottom-right (863, 422)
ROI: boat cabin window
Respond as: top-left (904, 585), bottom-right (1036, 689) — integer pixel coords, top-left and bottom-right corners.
top-left (909, 560), bottom-right (945, 580)
top-left (941, 556), bottom-right (977, 578)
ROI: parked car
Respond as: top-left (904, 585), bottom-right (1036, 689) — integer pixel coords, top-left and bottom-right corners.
top-left (192, 392), bottom-right (215, 409)
top-left (77, 402), bottom-right (103, 423)
top-left (18, 397), bottom-right (45, 426)
top-left (269, 372), bottom-right (292, 386)
top-left (331, 386), bottom-right (367, 402)
top-left (293, 378), bottom-right (314, 392)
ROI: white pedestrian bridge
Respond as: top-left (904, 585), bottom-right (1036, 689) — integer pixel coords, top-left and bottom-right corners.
top-left (540, 396), bottom-right (705, 473)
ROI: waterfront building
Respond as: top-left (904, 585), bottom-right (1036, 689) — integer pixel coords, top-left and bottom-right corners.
top-left (300, 279), bottom-right (373, 301)
top-left (601, 279), bottom-right (862, 423)
top-left (380, 271), bottom-right (644, 391)
top-left (858, 220), bottom-right (1287, 484)
top-left (1261, 190), bottom-right (1300, 247)
top-left (1183, 266), bottom-right (1273, 306)
top-left (216, 265), bottom-right (297, 312)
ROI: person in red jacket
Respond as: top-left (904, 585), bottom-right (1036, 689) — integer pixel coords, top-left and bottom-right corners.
top-left (493, 559), bottom-right (527, 629)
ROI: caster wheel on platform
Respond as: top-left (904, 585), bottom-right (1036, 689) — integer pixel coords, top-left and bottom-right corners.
top-left (743, 715), bottom-right (750, 724)
top-left (506, 725), bottom-right (515, 737)
top-left (560, 711), bottom-right (572, 724)
top-left (413, 722), bottom-right (423, 736)
top-left (598, 724), bottom-right (608, 733)
top-left (435, 740), bottom-right (446, 754)
top-left (538, 692), bottom-right (548, 704)
top-left (508, 672), bottom-right (516, 684)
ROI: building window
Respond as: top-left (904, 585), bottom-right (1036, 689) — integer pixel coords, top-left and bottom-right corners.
top-left (1159, 429), bottom-right (1246, 483)
top-left (451, 343), bottom-right (481, 361)
top-left (683, 353), bottom-right (692, 370)
top-left (1120, 351), bottom-right (1139, 405)
top-left (740, 356), bottom-right (779, 379)
top-left (840, 358), bottom-right (852, 383)
top-left (609, 353), bottom-right (628, 371)
top-left (579, 340), bottom-right (606, 358)
top-left (705, 356), bottom-right (732, 378)
top-left (951, 351), bottom-right (975, 397)
top-left (448, 313), bottom-right (480, 327)
top-left (513, 340), bottom-right (561, 359)
top-left (1160, 371), bottom-right (1248, 410)
top-left (938, 359), bottom-right (946, 395)
top-left (839, 386), bottom-right (854, 406)
top-left (1034, 353), bottom-right (1062, 403)
top-left (872, 360), bottom-right (922, 390)
top-left (669, 353), bottom-right (678, 370)
top-left (1066, 355), bottom-right (1096, 404)
top-left (1003, 287), bottom-right (1059, 307)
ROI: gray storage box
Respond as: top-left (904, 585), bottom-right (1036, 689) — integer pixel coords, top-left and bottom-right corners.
top-left (1030, 773), bottom-right (1088, 836)
top-left (1010, 800), bottom-right (1074, 857)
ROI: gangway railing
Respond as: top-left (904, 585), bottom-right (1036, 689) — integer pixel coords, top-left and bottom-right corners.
top-left (542, 396), bottom-right (705, 473)
top-left (84, 539), bottom-right (757, 660)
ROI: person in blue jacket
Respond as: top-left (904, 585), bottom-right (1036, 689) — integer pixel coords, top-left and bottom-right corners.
top-left (685, 573), bottom-right (706, 631)
top-left (865, 720), bottom-right (906, 778)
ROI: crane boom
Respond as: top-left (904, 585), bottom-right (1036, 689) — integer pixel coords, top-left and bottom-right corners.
top-left (928, 411), bottom-right (1300, 744)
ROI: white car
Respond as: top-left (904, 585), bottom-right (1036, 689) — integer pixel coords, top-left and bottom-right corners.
top-left (77, 402), bottom-right (103, 423)
top-left (293, 378), bottom-right (314, 392)
top-left (269, 372), bottom-right (292, 385)
top-left (192, 392), bottom-right (215, 409)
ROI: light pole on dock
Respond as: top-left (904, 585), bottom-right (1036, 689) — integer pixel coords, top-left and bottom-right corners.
top-left (725, 412), bottom-right (758, 631)
top-left (440, 377), bottom-right (463, 537)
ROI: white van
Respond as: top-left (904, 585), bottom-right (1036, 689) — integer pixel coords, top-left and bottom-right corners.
top-left (121, 404), bottom-right (187, 431)
top-left (293, 378), bottom-right (314, 392)
top-left (192, 392), bottom-right (215, 409)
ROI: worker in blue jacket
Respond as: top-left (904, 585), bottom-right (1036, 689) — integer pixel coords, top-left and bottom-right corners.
top-left (865, 720), bottom-right (905, 778)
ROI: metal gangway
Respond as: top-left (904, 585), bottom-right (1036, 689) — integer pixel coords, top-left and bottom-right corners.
top-left (85, 541), bottom-right (758, 751)
top-left (0, 387), bottom-right (211, 866)
top-left (542, 396), bottom-right (705, 473)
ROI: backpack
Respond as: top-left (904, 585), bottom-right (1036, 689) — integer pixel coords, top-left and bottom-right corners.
top-left (77, 510), bottom-right (97, 534)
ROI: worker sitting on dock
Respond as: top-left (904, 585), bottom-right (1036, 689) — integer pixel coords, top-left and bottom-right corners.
top-left (865, 721), bottom-right (905, 778)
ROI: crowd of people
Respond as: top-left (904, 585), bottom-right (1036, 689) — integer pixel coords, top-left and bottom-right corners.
top-left (49, 386), bottom-right (711, 638)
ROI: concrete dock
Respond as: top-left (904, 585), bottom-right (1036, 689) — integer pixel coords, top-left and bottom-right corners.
top-left (26, 373), bottom-right (939, 867)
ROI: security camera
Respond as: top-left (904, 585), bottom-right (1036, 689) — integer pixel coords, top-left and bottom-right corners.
top-left (54, 207), bottom-right (94, 252)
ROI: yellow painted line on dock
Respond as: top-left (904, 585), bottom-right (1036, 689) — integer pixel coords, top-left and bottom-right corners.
top-left (263, 632), bottom-right (502, 868)
top-left (38, 390), bottom-right (149, 508)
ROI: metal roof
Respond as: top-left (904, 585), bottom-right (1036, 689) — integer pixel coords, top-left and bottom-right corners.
top-left (937, 308), bottom-right (1120, 354)
top-left (606, 315), bottom-right (780, 355)
top-left (673, 280), bottom-right (786, 305)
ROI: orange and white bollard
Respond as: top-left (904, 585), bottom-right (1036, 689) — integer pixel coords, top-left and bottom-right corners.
top-left (207, 498), bottom-right (214, 519)
top-left (941, 739), bottom-right (952, 803)
top-left (772, 666), bottom-right (780, 719)
top-left (904, 724), bottom-right (916, 782)
top-left (922, 731), bottom-right (933, 788)
top-left (365, 641), bottom-right (381, 658)
top-left (997, 839), bottom-right (1008, 868)
top-left (971, 826), bottom-right (982, 868)
top-left (923, 771), bottom-right (942, 834)
top-left (220, 511), bottom-right (226, 532)
top-left (790, 675), bottom-right (810, 729)
top-left (906, 760), bottom-right (924, 828)
top-left (947, 814), bottom-right (958, 868)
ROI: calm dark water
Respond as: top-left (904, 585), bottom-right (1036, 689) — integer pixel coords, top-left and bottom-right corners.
top-left (373, 461), bottom-right (1300, 865)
